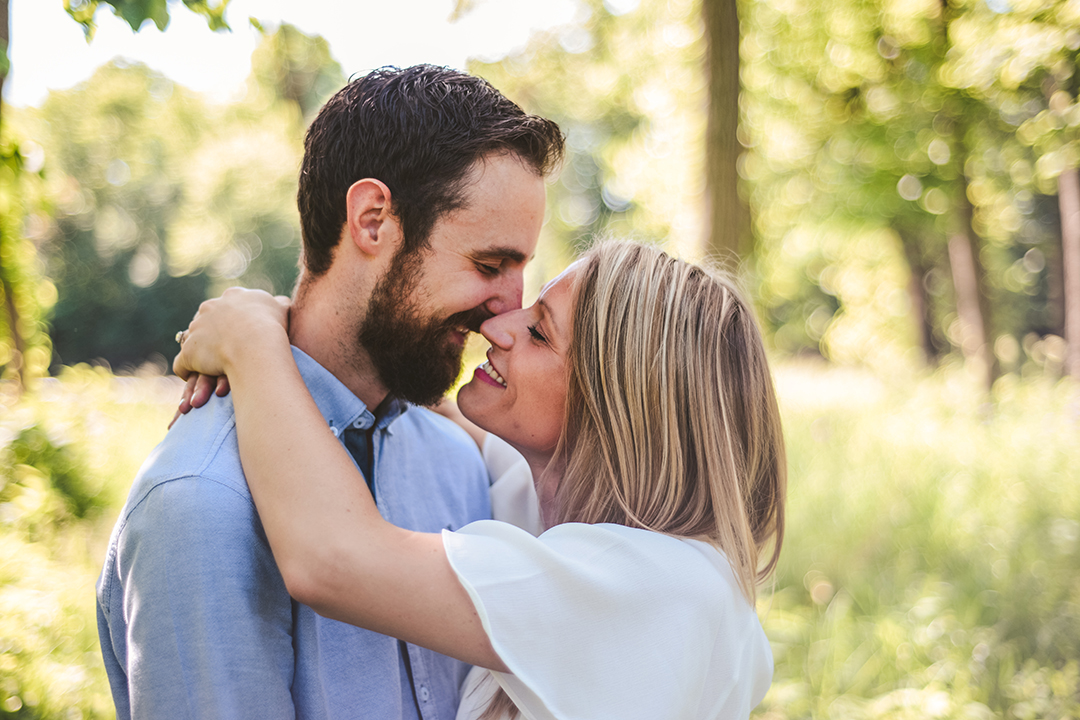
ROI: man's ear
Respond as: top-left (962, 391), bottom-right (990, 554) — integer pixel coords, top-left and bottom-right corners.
top-left (345, 178), bottom-right (400, 257)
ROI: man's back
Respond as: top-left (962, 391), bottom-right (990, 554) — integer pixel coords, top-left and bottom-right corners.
top-left (97, 349), bottom-right (491, 719)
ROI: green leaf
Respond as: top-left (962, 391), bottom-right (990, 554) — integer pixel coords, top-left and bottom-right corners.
top-left (183, 0), bottom-right (232, 32)
top-left (69, 0), bottom-right (231, 36)
top-left (63, 0), bottom-right (100, 41)
top-left (97, 0), bottom-right (165, 32)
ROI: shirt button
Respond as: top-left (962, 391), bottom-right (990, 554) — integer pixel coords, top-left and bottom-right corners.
top-left (419, 685), bottom-right (430, 702)
top-left (329, 426), bottom-right (340, 437)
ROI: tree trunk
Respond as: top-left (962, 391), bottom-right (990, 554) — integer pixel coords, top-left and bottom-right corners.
top-left (702, 0), bottom-right (746, 266)
top-left (898, 230), bottom-right (939, 364)
top-left (948, 180), bottom-right (996, 390)
top-left (1059, 167), bottom-right (1080, 379)
top-left (0, 0), bottom-right (21, 394)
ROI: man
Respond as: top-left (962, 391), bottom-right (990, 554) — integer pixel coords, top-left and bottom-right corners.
top-left (96, 65), bottom-right (563, 719)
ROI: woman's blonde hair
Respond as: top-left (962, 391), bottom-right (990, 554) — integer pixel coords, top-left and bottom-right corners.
top-left (482, 240), bottom-right (786, 720)
top-left (553, 240), bottom-right (786, 598)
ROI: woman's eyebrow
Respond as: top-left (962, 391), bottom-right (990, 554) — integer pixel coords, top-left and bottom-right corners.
top-left (536, 297), bottom-right (564, 344)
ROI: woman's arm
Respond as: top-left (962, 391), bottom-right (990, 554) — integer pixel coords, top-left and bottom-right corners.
top-left (173, 289), bottom-right (506, 671)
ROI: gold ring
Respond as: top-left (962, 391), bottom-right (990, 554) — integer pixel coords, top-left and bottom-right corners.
top-left (175, 330), bottom-right (187, 345)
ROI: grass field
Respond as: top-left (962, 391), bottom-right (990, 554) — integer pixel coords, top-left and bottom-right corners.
top-left (0, 361), bottom-right (1077, 719)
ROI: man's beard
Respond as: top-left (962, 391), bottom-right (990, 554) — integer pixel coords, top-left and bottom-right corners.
top-left (358, 249), bottom-right (491, 407)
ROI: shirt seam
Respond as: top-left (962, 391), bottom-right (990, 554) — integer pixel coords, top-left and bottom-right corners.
top-left (101, 416), bottom-right (247, 615)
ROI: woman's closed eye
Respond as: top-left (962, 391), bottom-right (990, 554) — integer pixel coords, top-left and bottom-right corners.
top-left (528, 324), bottom-right (547, 343)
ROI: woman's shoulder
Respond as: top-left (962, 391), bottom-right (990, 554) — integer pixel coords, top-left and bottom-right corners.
top-left (445, 520), bottom-right (773, 720)
top-left (450, 520), bottom-right (748, 618)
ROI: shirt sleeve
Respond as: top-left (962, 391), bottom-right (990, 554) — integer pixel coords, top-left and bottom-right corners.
top-left (109, 476), bottom-right (296, 719)
top-left (443, 521), bottom-right (773, 720)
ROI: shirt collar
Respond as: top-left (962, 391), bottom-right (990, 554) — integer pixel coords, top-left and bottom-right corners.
top-left (291, 347), bottom-right (408, 437)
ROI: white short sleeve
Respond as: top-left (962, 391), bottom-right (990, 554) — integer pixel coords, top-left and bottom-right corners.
top-left (482, 434), bottom-right (543, 536)
top-left (444, 521), bottom-right (773, 720)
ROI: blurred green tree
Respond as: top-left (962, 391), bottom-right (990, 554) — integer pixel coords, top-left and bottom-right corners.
top-left (249, 20), bottom-right (345, 121)
top-left (474, 0), bottom-right (753, 273)
top-left (941, 0), bottom-right (1080, 379)
top-left (740, 0), bottom-right (1077, 382)
top-left (27, 63), bottom-right (212, 370)
top-left (473, 0), bottom-right (711, 291)
top-left (0, 0), bottom-right (54, 393)
top-left (162, 22), bottom-right (344, 300)
top-left (703, 0), bottom-right (746, 263)
top-left (25, 21), bottom-right (344, 370)
top-left (0, 0), bottom-right (232, 388)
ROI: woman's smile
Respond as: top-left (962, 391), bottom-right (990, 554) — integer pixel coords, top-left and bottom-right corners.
top-left (457, 264), bottom-right (577, 459)
top-left (475, 358), bottom-right (507, 388)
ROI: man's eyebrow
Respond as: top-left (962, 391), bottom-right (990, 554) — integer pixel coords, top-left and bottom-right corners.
top-left (471, 247), bottom-right (531, 264)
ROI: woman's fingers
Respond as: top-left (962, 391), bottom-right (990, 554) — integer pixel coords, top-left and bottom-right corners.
top-left (182, 374), bottom-right (198, 411)
top-left (170, 287), bottom-right (290, 399)
top-left (168, 374), bottom-right (200, 429)
top-left (167, 372), bottom-right (231, 430)
top-left (191, 374), bottom-right (218, 408)
top-left (173, 345), bottom-right (194, 379)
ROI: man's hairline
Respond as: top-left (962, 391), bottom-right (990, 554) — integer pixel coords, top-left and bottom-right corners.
top-left (389, 148), bottom-right (545, 261)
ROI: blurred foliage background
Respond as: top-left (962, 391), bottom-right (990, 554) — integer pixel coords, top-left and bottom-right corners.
top-left (0, 0), bottom-right (1078, 718)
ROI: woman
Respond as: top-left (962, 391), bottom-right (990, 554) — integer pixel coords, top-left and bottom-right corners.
top-left (173, 240), bottom-right (786, 720)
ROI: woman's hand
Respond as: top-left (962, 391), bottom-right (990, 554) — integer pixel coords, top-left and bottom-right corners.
top-left (172, 288), bottom-right (291, 380)
top-left (169, 373), bottom-right (231, 428)
top-left (168, 289), bottom-right (290, 428)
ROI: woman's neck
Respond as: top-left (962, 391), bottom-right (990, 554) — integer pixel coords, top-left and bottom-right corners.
top-left (501, 441), bottom-right (560, 530)
top-left (530, 455), bottom-right (563, 530)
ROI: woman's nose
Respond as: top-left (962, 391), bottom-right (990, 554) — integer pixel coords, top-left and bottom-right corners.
top-left (480, 312), bottom-right (516, 350)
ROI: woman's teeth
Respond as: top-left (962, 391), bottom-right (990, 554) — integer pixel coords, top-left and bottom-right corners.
top-left (481, 360), bottom-right (507, 387)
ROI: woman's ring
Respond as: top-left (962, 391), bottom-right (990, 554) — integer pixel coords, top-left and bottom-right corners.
top-left (175, 330), bottom-right (188, 346)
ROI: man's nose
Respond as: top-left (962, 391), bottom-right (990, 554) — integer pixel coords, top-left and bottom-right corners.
top-left (483, 269), bottom-right (524, 316)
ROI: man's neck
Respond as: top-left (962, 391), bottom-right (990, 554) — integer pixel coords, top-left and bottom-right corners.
top-left (288, 296), bottom-right (390, 411)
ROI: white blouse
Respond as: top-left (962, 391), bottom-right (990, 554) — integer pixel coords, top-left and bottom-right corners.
top-left (482, 434), bottom-right (544, 537)
top-left (447, 437), bottom-right (774, 720)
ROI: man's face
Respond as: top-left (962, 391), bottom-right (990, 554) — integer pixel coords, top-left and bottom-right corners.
top-left (358, 153), bottom-right (546, 406)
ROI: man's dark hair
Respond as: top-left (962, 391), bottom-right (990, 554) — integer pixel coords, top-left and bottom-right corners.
top-left (297, 64), bottom-right (564, 277)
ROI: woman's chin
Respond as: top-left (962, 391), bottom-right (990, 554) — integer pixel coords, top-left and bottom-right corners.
top-left (457, 381), bottom-right (496, 435)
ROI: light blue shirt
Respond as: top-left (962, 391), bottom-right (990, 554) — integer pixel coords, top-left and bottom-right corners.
top-left (97, 348), bottom-right (492, 719)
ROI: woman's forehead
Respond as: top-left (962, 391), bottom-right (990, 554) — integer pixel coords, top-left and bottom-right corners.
top-left (539, 259), bottom-right (584, 297)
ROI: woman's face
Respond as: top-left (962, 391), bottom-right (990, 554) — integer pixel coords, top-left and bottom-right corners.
top-left (457, 263), bottom-right (577, 460)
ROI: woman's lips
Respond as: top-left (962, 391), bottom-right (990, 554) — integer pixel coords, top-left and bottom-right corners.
top-left (474, 359), bottom-right (506, 388)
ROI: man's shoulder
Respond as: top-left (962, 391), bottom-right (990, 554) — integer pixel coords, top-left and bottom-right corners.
top-left (123, 394), bottom-right (249, 517)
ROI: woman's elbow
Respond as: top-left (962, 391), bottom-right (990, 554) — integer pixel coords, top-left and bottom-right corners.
top-left (276, 542), bottom-right (360, 617)
top-left (277, 555), bottom-right (323, 607)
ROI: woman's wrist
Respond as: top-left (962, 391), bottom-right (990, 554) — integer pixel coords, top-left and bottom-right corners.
top-left (222, 321), bottom-right (292, 378)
